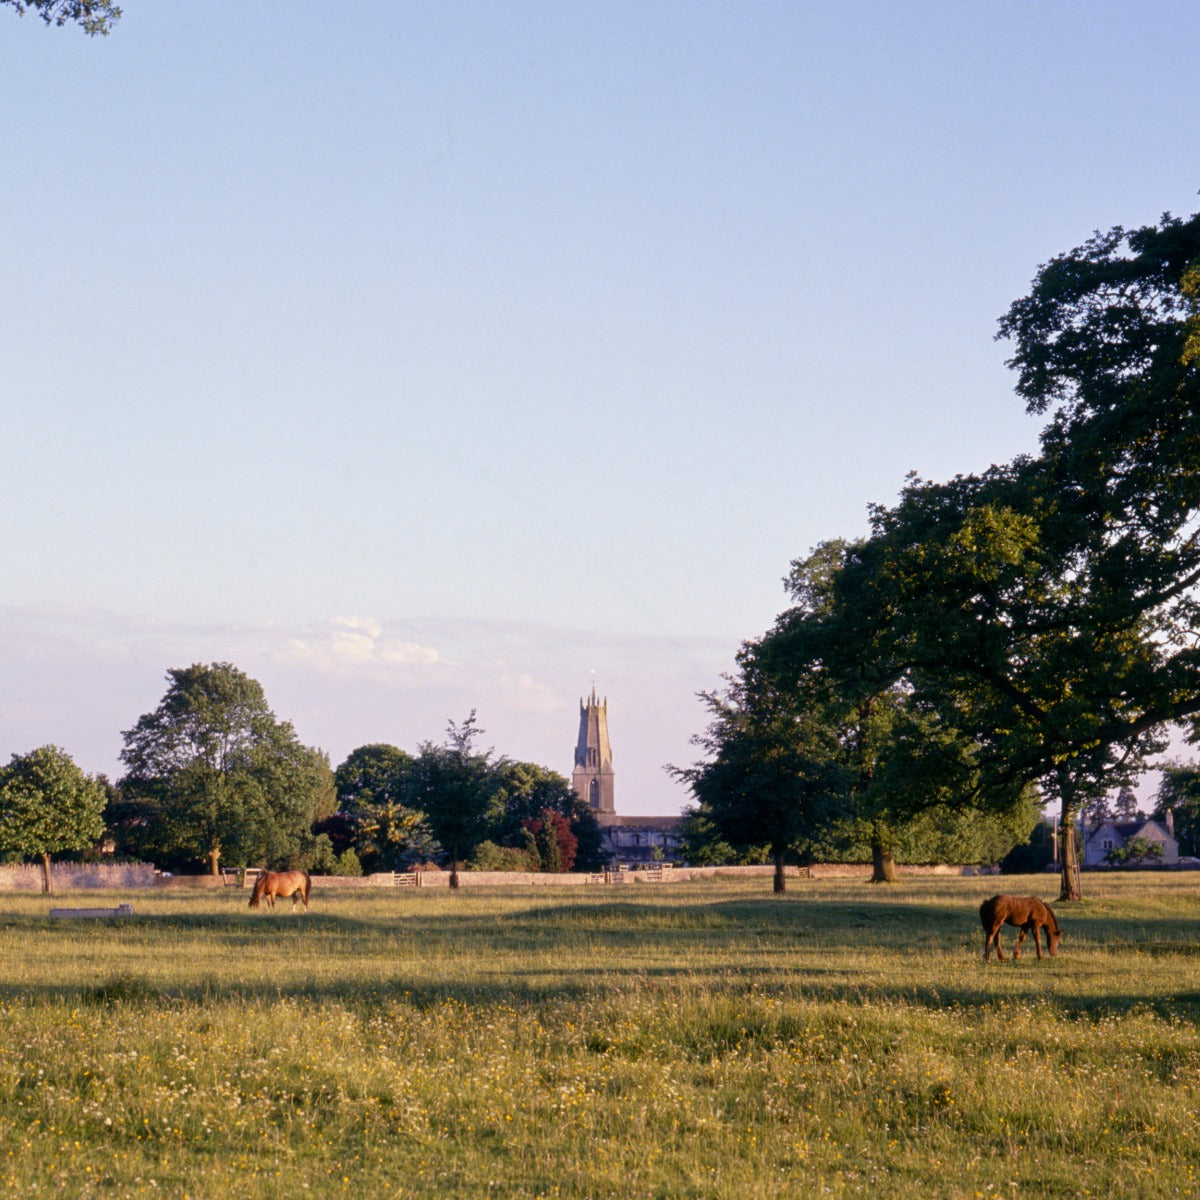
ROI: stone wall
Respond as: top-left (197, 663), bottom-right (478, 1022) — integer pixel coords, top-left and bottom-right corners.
top-left (806, 863), bottom-right (1001, 879)
top-left (0, 861), bottom-right (1001, 892)
top-left (0, 862), bottom-right (158, 891)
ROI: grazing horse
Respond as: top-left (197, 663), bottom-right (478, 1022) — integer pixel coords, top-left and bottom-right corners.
top-left (249, 869), bottom-right (311, 911)
top-left (979, 894), bottom-right (1061, 962)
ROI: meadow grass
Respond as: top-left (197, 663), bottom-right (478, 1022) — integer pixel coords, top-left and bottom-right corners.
top-left (1, 873), bottom-right (1198, 1198)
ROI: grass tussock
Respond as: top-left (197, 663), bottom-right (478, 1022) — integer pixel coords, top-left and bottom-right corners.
top-left (1, 874), bottom-right (1199, 1197)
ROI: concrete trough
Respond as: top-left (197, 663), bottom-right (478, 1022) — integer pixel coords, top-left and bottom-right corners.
top-left (49, 904), bottom-right (135, 919)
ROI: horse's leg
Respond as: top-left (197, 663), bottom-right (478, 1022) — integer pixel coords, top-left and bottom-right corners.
top-left (991, 922), bottom-right (1005, 962)
top-left (1013, 925), bottom-right (1027, 960)
top-left (1033, 923), bottom-right (1044, 960)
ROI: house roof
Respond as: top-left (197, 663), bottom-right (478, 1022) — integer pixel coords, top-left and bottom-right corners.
top-left (1085, 817), bottom-right (1173, 843)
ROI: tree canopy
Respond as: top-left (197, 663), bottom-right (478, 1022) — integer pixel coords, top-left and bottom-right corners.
top-left (412, 712), bottom-right (503, 888)
top-left (0, 746), bottom-right (107, 892)
top-left (831, 212), bottom-right (1199, 899)
top-left (672, 659), bottom-right (842, 893)
top-left (490, 760), bottom-right (605, 872)
top-left (684, 207), bottom-right (1200, 899)
top-left (116, 663), bottom-right (333, 874)
top-left (332, 743), bottom-right (439, 872)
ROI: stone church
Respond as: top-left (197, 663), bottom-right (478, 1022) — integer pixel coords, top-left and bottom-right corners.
top-left (571, 687), bottom-right (682, 866)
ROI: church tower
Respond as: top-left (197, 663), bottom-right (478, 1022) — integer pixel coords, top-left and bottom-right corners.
top-left (572, 686), bottom-right (615, 818)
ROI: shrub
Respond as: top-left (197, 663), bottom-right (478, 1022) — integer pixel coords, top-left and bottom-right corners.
top-left (1105, 836), bottom-right (1165, 866)
top-left (334, 847), bottom-right (363, 876)
top-left (470, 841), bottom-right (535, 872)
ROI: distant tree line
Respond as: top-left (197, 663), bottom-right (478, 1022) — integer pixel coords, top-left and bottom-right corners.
top-left (6, 209), bottom-right (1200, 898)
top-left (0, 662), bottom-right (604, 891)
top-left (675, 207), bottom-right (1200, 900)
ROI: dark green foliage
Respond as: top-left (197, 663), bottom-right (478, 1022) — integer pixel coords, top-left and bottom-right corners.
top-left (491, 760), bottom-right (604, 872)
top-left (116, 663), bottom-right (334, 875)
top-left (814, 797), bottom-right (1040, 867)
top-left (1000, 818), bottom-right (1058, 874)
top-left (332, 744), bottom-right (438, 871)
top-left (1112, 787), bottom-right (1141, 822)
top-left (1155, 761), bottom-right (1200, 857)
top-left (673, 662), bottom-right (840, 892)
top-left (676, 805), bottom-right (768, 866)
top-left (698, 207), bottom-right (1200, 902)
top-left (754, 541), bottom-right (1033, 882)
top-left (414, 712), bottom-right (503, 888)
top-left (334, 847), bottom-right (362, 876)
top-left (784, 209), bottom-right (1200, 900)
top-left (332, 740), bottom-right (605, 876)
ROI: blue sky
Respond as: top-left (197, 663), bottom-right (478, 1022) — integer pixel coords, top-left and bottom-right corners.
top-left (2, 2), bottom-right (1198, 813)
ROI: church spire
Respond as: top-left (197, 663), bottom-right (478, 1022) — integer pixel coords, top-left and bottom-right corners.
top-left (572, 685), bottom-right (614, 816)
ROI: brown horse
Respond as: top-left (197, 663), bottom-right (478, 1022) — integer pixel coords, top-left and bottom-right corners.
top-left (249, 870), bottom-right (311, 911)
top-left (979, 894), bottom-right (1061, 962)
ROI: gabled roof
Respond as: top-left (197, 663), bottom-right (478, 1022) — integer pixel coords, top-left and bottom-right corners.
top-left (1085, 817), bottom-right (1172, 842)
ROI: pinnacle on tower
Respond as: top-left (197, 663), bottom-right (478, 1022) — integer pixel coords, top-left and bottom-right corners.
top-left (571, 685), bottom-right (614, 816)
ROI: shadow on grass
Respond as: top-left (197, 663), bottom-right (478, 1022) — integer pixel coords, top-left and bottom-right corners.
top-left (28, 970), bottom-right (1200, 1028)
top-left (5, 892), bottom-right (1199, 1021)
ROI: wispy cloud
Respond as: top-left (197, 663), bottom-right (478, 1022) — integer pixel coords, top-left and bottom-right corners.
top-left (0, 604), bottom-right (737, 815)
top-left (277, 615), bottom-right (443, 673)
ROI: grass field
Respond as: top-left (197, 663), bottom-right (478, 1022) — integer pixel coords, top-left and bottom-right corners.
top-left (1, 873), bottom-right (1198, 1199)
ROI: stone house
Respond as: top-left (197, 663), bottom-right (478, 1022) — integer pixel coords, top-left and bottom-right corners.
top-left (1082, 814), bottom-right (1179, 867)
top-left (598, 815), bottom-right (684, 866)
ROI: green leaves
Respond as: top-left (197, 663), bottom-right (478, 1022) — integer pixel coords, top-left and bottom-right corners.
top-left (332, 743), bottom-right (436, 872)
top-left (117, 664), bottom-right (332, 873)
top-left (736, 208), bottom-right (1200, 898)
top-left (0, 745), bottom-right (106, 861)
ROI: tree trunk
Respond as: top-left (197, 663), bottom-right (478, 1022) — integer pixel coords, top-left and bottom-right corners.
top-left (208, 846), bottom-right (221, 876)
top-left (1058, 803), bottom-right (1081, 901)
top-left (870, 840), bottom-right (897, 883)
top-left (449, 846), bottom-right (460, 890)
top-left (40, 853), bottom-right (53, 895)
top-left (772, 847), bottom-right (786, 894)
top-left (1055, 770), bottom-right (1082, 901)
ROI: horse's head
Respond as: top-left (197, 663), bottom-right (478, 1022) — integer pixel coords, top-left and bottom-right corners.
top-left (248, 874), bottom-right (265, 908)
top-left (1045, 916), bottom-right (1063, 956)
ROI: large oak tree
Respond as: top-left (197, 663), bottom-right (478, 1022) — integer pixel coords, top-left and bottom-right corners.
top-left (787, 210), bottom-right (1200, 899)
top-left (116, 663), bottom-right (334, 875)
